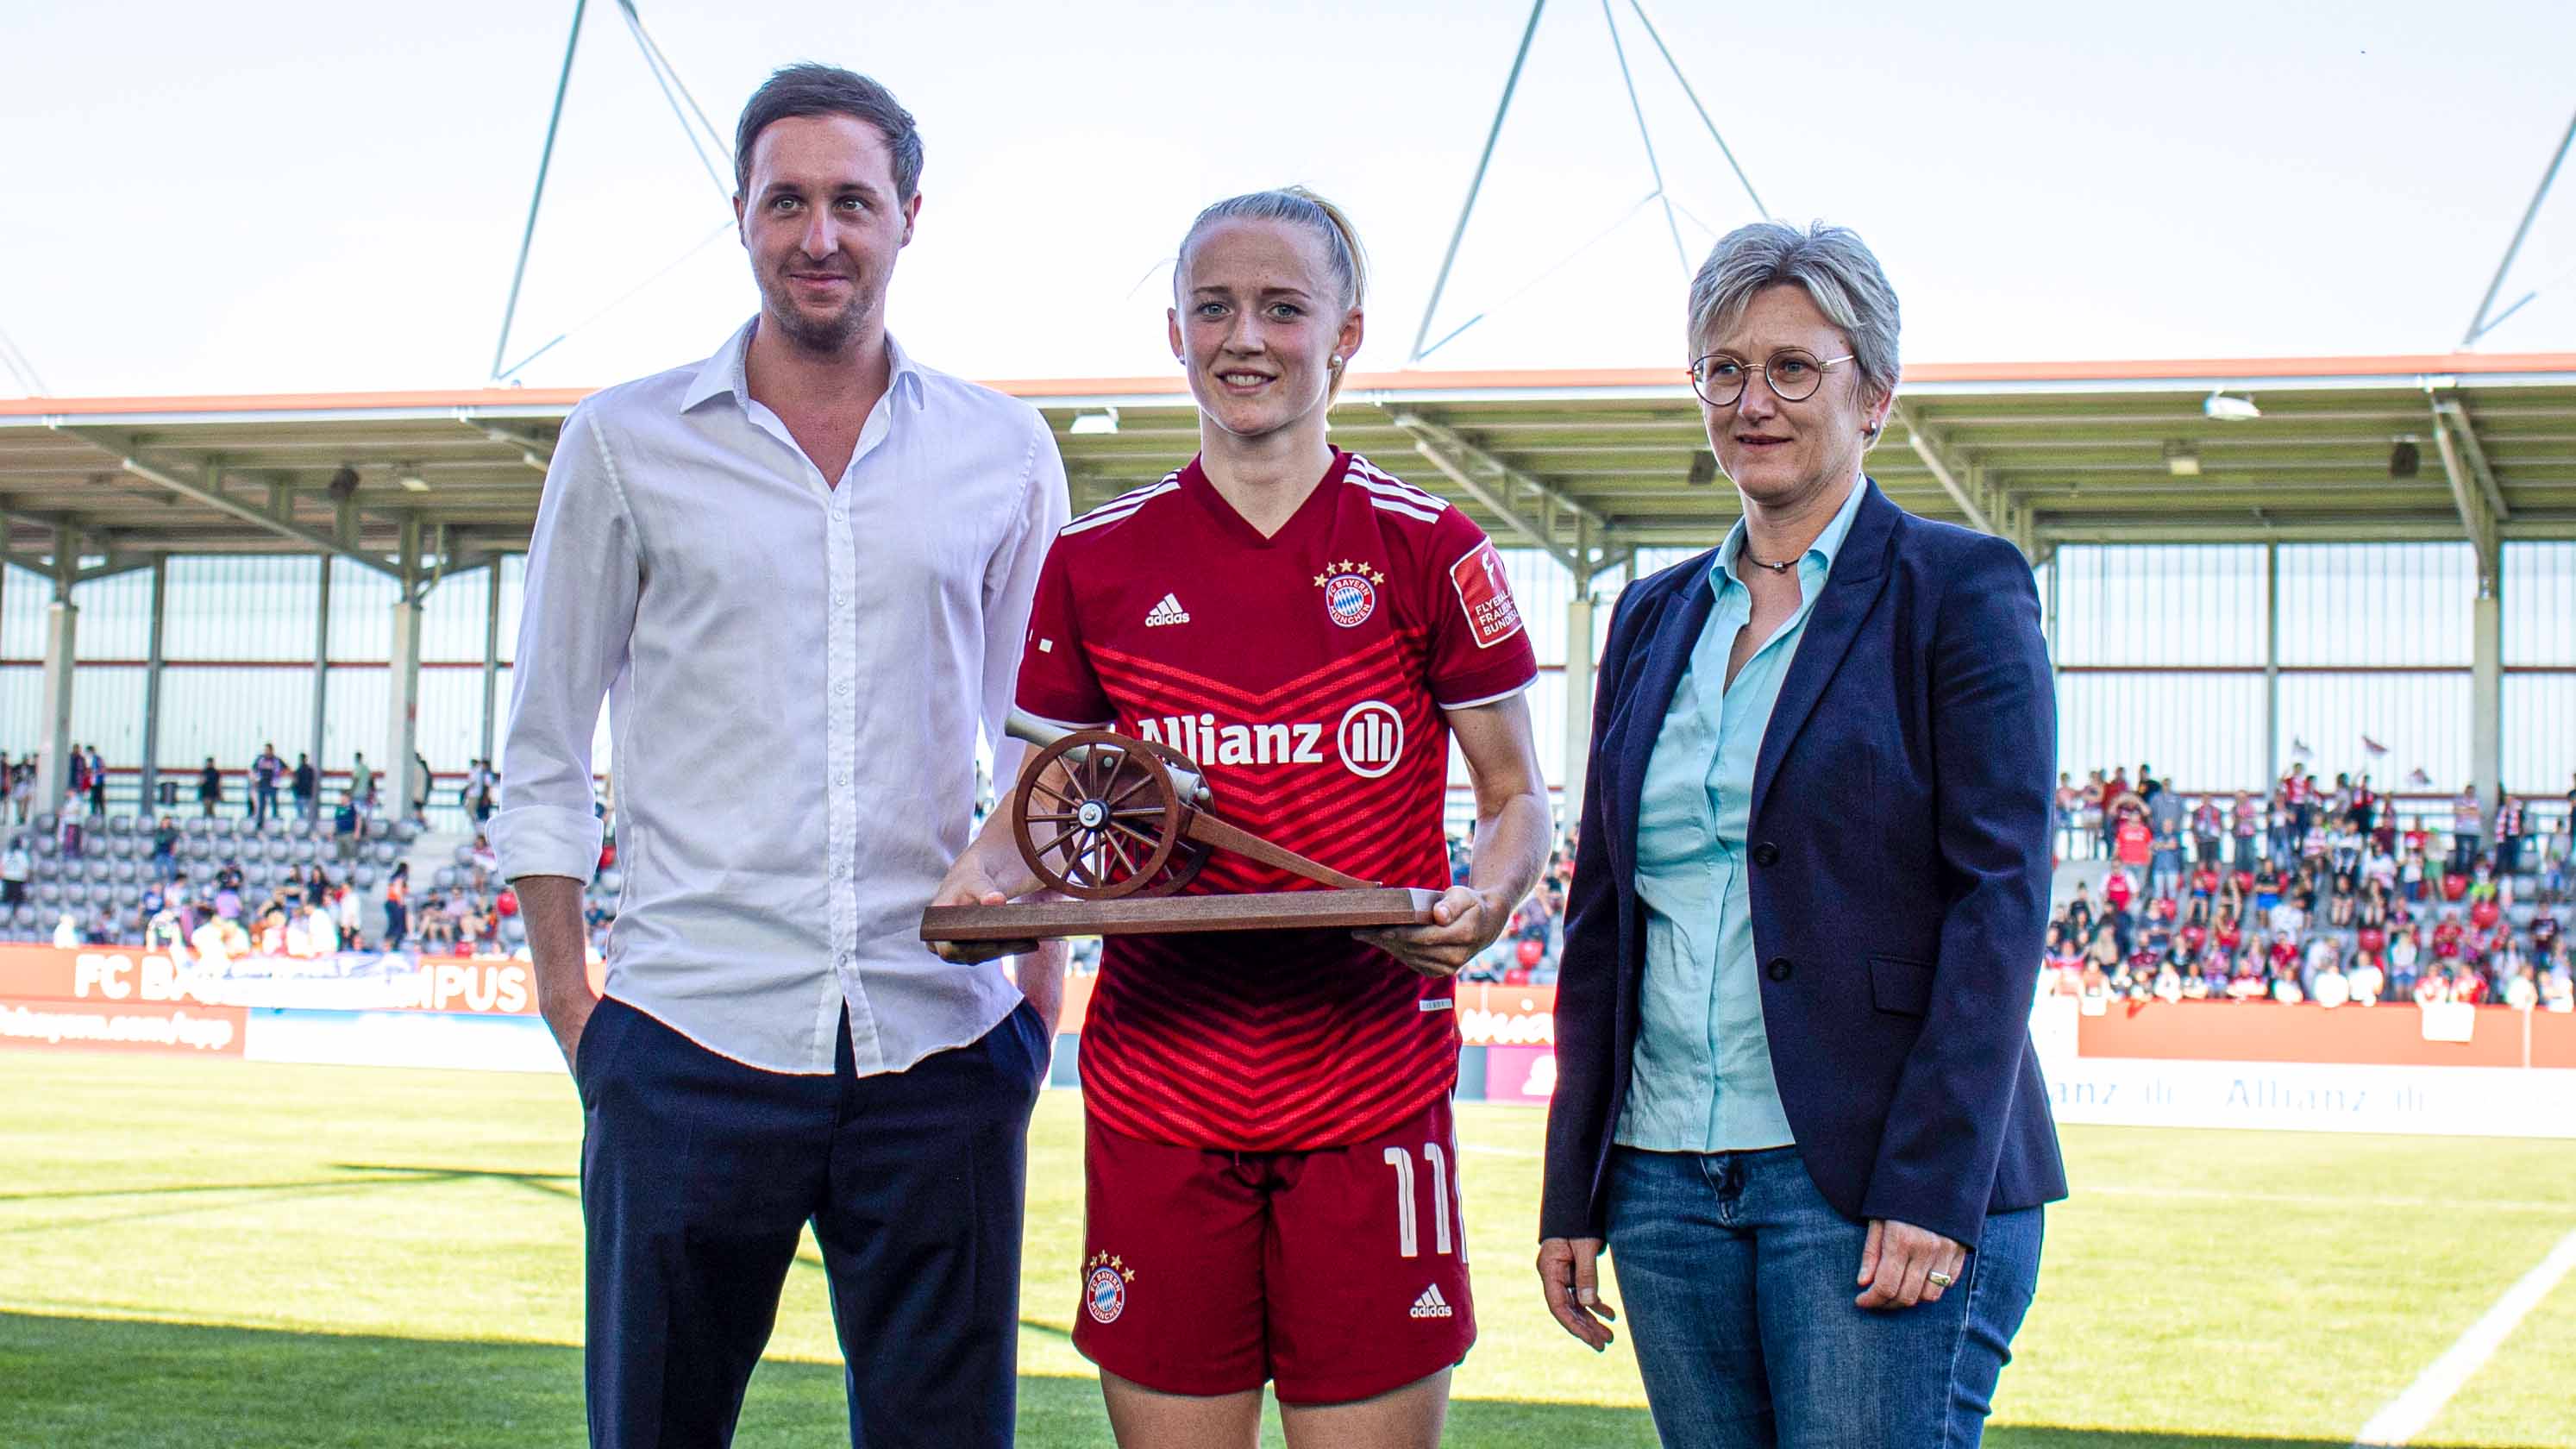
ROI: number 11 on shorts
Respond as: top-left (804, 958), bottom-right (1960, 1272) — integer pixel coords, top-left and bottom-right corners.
top-left (1382, 1143), bottom-right (1457, 1258)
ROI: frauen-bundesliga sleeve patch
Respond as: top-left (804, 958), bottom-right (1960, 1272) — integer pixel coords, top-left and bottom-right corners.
top-left (1447, 540), bottom-right (1526, 649)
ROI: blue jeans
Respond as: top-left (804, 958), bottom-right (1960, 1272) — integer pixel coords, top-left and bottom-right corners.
top-left (1606, 1146), bottom-right (2043, 1448)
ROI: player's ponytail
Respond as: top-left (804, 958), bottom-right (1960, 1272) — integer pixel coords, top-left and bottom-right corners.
top-left (1178, 186), bottom-right (1369, 402)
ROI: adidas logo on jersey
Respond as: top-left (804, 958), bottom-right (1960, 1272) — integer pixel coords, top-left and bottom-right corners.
top-left (1144, 593), bottom-right (1191, 627)
top-left (1409, 1284), bottom-right (1455, 1320)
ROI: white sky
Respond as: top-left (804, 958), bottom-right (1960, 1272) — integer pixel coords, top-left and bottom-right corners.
top-left (3, 0), bottom-right (2573, 397)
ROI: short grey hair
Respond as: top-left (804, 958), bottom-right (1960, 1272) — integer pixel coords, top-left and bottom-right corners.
top-left (1687, 222), bottom-right (1900, 403)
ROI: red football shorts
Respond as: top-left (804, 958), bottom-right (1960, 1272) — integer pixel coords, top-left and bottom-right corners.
top-left (1071, 1095), bottom-right (1476, 1405)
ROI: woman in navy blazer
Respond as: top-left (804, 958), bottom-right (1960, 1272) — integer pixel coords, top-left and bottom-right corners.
top-left (1536, 222), bottom-right (2065, 1447)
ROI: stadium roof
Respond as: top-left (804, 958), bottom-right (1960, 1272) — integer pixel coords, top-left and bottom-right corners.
top-left (1, 349), bottom-right (2569, 584)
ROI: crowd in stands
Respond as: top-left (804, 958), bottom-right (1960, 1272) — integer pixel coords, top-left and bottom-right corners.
top-left (0, 738), bottom-right (578, 960)
top-left (0, 743), bottom-right (505, 831)
top-left (2046, 765), bottom-right (2576, 1010)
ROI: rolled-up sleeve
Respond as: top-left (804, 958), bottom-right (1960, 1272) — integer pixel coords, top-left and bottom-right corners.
top-left (1860, 536), bottom-right (2055, 1249)
top-left (979, 411), bottom-right (1070, 786)
top-left (491, 403), bottom-right (640, 884)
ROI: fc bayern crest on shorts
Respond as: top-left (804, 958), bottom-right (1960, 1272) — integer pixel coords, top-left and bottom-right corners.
top-left (1314, 559), bottom-right (1384, 628)
top-left (1085, 1251), bottom-right (1133, 1324)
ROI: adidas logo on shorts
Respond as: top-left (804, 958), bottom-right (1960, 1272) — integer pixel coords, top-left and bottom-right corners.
top-left (1144, 593), bottom-right (1191, 627)
top-left (1408, 1284), bottom-right (1454, 1320)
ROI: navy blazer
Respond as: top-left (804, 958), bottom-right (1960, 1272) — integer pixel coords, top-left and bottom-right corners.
top-left (1539, 481), bottom-right (2067, 1251)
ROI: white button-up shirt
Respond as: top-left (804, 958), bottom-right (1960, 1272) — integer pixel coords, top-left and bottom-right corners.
top-left (491, 320), bottom-right (1068, 1076)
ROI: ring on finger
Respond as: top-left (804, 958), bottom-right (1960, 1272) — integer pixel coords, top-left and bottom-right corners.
top-left (1927, 1270), bottom-right (1955, 1289)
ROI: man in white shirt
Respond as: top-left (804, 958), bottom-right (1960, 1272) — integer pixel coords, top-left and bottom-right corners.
top-left (492, 65), bottom-right (1065, 1449)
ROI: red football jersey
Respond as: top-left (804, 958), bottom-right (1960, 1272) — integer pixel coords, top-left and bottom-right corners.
top-left (1017, 450), bottom-right (1539, 1151)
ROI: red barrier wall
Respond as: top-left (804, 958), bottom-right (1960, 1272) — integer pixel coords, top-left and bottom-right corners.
top-left (2075, 999), bottom-right (2574, 1069)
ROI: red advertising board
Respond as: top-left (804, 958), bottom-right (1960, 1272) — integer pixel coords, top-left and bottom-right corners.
top-left (0, 944), bottom-right (597, 1018)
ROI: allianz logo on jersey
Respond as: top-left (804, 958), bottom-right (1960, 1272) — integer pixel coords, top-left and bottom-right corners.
top-left (1131, 700), bottom-right (1406, 779)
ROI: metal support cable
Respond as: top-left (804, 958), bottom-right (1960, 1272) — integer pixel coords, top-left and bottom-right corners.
top-left (1625, 0), bottom-right (1767, 219)
top-left (0, 322), bottom-right (49, 396)
top-left (619, 2), bottom-right (730, 166)
top-left (492, 0), bottom-right (589, 382)
top-left (496, 220), bottom-right (736, 382)
top-left (1411, 0), bottom-right (1547, 363)
top-left (1599, 0), bottom-right (1687, 273)
top-left (615, 0), bottom-right (732, 198)
top-left (1416, 191), bottom-right (1661, 362)
top-left (2464, 106), bottom-right (2575, 348)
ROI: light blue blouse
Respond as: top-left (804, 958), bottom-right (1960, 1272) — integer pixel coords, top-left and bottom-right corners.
top-left (1614, 480), bottom-right (1866, 1153)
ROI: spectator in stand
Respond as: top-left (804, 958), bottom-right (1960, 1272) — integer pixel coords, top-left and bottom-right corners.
top-left (58, 801), bottom-right (84, 861)
top-left (2191, 794), bottom-right (2224, 869)
top-left (383, 861), bottom-right (411, 948)
top-left (2231, 791), bottom-right (2260, 871)
top-left (291, 752), bottom-right (318, 821)
top-left (251, 743), bottom-right (284, 825)
top-left (332, 879), bottom-right (361, 950)
top-left (2113, 806), bottom-right (2152, 875)
top-left (195, 758), bottom-right (222, 819)
top-left (85, 745), bottom-right (106, 816)
top-left (2451, 787), bottom-right (2484, 876)
top-left (2349, 775), bottom-right (2379, 834)
top-left (2145, 780), bottom-right (2186, 897)
top-left (350, 753), bottom-right (377, 815)
top-left (418, 892), bottom-right (459, 952)
top-left (333, 794), bottom-right (360, 862)
top-left (1, 837), bottom-right (27, 906)
top-left (2494, 794), bottom-right (2527, 877)
top-left (66, 746), bottom-right (89, 815)
top-left (151, 817), bottom-right (179, 880)
top-left (9, 757), bottom-right (28, 824)
top-left (409, 750), bottom-right (432, 827)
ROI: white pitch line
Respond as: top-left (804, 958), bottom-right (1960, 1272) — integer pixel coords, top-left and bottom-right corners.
top-left (2086, 1184), bottom-right (2576, 1214)
top-left (2352, 1224), bottom-right (2576, 1446)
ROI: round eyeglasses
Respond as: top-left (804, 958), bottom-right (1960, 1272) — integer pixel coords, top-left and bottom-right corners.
top-left (1686, 349), bottom-right (1854, 407)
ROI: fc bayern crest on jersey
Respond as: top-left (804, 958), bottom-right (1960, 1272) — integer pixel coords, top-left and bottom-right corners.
top-left (1085, 1251), bottom-right (1133, 1324)
top-left (1314, 559), bottom-right (1384, 629)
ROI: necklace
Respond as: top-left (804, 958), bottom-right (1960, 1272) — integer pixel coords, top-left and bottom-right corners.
top-left (1744, 551), bottom-right (1797, 574)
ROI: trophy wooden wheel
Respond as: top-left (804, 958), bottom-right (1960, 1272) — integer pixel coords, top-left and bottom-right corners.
top-left (923, 712), bottom-right (1436, 943)
top-left (1013, 730), bottom-right (1185, 900)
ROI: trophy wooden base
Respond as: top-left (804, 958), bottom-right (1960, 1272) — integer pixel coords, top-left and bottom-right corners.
top-left (919, 888), bottom-right (1440, 943)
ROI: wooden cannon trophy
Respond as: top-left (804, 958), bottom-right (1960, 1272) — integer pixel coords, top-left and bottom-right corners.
top-left (918, 711), bottom-right (1439, 943)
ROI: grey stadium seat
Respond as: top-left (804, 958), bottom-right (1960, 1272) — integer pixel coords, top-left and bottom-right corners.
top-left (354, 866), bottom-right (377, 889)
top-left (452, 845), bottom-right (475, 867)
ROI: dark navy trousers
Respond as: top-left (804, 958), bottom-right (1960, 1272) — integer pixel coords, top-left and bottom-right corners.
top-left (575, 994), bottom-right (1048, 1448)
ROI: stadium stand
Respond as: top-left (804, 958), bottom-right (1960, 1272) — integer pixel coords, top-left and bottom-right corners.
top-left (2044, 765), bottom-right (2573, 1010)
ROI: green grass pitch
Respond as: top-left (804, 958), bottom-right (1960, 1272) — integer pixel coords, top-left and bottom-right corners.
top-left (2, 1053), bottom-right (2572, 1446)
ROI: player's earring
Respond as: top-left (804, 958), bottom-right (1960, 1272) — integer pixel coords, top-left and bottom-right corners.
top-left (1329, 354), bottom-right (1344, 368)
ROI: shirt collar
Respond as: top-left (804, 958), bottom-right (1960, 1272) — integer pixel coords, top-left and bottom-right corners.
top-left (680, 317), bottom-right (926, 414)
top-left (1709, 473), bottom-right (1870, 594)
